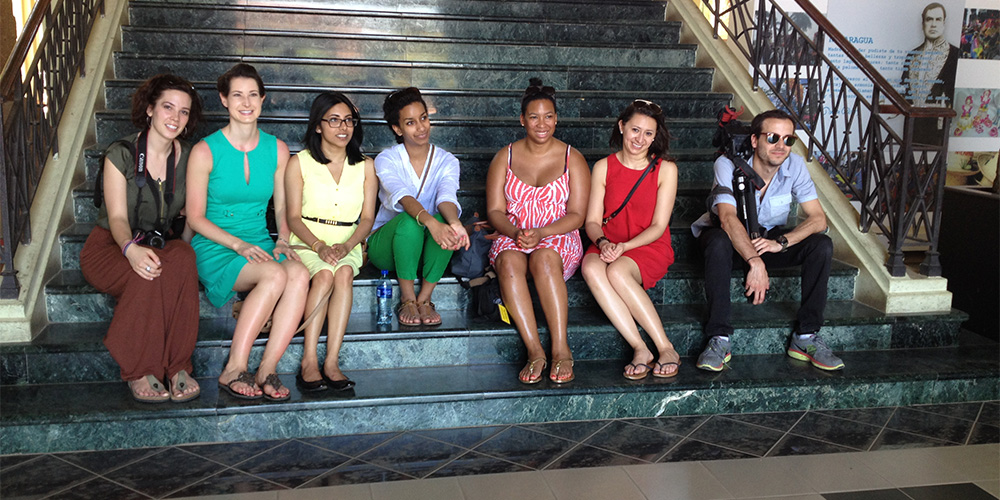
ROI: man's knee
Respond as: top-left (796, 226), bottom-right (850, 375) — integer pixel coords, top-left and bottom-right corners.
top-left (700, 229), bottom-right (734, 262)
top-left (800, 233), bottom-right (833, 261)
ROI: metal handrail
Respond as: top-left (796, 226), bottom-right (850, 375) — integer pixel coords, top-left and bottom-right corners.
top-left (704, 0), bottom-right (954, 276)
top-left (1, 0), bottom-right (105, 299)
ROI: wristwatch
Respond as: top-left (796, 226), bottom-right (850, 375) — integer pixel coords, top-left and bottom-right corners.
top-left (776, 235), bottom-right (789, 253)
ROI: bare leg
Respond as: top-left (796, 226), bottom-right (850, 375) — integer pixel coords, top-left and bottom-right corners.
top-left (528, 249), bottom-right (574, 382)
top-left (606, 257), bottom-right (678, 377)
top-left (582, 253), bottom-right (653, 378)
top-left (300, 270), bottom-right (334, 383)
top-left (223, 260), bottom-right (288, 397)
top-left (415, 281), bottom-right (441, 325)
top-left (495, 250), bottom-right (547, 383)
top-left (323, 266), bottom-right (355, 381)
top-left (255, 260), bottom-right (309, 398)
top-left (397, 278), bottom-right (420, 325)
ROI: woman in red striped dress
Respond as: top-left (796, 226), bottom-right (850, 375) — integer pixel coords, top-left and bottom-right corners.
top-left (486, 79), bottom-right (591, 384)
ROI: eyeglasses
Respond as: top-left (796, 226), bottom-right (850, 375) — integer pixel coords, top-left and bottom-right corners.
top-left (325, 116), bottom-right (358, 128)
top-left (632, 99), bottom-right (662, 114)
top-left (761, 132), bottom-right (797, 147)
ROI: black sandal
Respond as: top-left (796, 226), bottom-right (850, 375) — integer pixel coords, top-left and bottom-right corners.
top-left (258, 373), bottom-right (291, 402)
top-left (217, 371), bottom-right (261, 400)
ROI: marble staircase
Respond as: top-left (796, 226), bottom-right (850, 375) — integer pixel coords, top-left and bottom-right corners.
top-left (0, 0), bottom-right (995, 455)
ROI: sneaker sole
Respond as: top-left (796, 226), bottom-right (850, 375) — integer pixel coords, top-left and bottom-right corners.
top-left (696, 353), bottom-right (731, 372)
top-left (786, 348), bottom-right (844, 371)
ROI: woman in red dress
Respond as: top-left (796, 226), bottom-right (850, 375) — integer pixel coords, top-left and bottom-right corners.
top-left (581, 99), bottom-right (680, 379)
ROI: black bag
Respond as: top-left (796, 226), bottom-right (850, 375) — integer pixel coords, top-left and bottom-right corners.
top-left (458, 269), bottom-right (506, 322)
top-left (450, 215), bottom-right (492, 279)
top-left (709, 106), bottom-right (765, 238)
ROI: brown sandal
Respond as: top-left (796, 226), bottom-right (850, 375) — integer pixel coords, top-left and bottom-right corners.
top-left (418, 300), bottom-right (442, 326)
top-left (519, 358), bottom-right (547, 384)
top-left (398, 299), bottom-right (421, 326)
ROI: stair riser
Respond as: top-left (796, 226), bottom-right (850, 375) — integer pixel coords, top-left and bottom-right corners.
top-left (2, 375), bottom-right (993, 454)
top-left (104, 85), bottom-right (730, 121)
top-left (128, 5), bottom-right (681, 44)
top-left (129, 0), bottom-right (669, 23)
top-left (112, 54), bottom-right (717, 92)
top-left (121, 29), bottom-right (697, 70)
top-left (94, 115), bottom-right (718, 152)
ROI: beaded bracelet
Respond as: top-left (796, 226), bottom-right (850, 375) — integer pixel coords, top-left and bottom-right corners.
top-left (595, 236), bottom-right (610, 247)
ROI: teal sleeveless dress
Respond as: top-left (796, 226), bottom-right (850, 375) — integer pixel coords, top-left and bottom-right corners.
top-left (191, 129), bottom-right (281, 307)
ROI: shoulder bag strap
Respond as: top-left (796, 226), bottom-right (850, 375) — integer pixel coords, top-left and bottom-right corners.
top-left (602, 156), bottom-right (658, 226)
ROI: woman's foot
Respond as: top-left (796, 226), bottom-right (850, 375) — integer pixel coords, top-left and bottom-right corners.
top-left (398, 299), bottom-right (421, 326)
top-left (321, 367), bottom-right (356, 391)
top-left (623, 348), bottom-right (655, 380)
top-left (256, 372), bottom-right (290, 401)
top-left (652, 347), bottom-right (681, 378)
top-left (128, 374), bottom-right (169, 403)
top-left (169, 370), bottom-right (201, 403)
top-left (417, 300), bottom-right (442, 326)
top-left (296, 361), bottom-right (328, 392)
top-left (550, 358), bottom-right (575, 384)
top-left (519, 358), bottom-right (547, 384)
top-left (218, 370), bottom-right (261, 399)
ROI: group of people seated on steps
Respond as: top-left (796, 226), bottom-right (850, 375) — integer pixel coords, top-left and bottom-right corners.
top-left (81, 62), bottom-right (843, 405)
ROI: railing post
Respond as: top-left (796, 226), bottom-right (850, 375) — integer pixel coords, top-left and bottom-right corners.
top-left (918, 124), bottom-right (950, 277)
top-left (1, 107), bottom-right (21, 299)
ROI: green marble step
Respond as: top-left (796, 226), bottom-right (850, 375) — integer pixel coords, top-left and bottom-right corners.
top-left (111, 53), bottom-right (717, 93)
top-left (3, 300), bottom-right (968, 386)
top-left (42, 257), bottom-right (860, 322)
top-left (2, 339), bottom-right (995, 453)
top-left (128, 2), bottom-right (682, 44)
top-left (120, 27), bottom-right (698, 70)
top-left (103, 81), bottom-right (731, 122)
top-left (129, 0), bottom-right (670, 23)
top-left (93, 112), bottom-right (718, 153)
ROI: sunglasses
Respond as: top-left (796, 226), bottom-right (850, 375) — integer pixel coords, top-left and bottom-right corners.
top-left (761, 132), bottom-right (797, 147)
top-left (632, 99), bottom-right (662, 114)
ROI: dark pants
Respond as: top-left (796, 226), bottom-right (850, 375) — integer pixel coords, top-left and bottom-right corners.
top-left (698, 226), bottom-right (833, 338)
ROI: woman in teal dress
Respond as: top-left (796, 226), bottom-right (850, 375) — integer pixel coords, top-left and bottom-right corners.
top-left (186, 63), bottom-right (309, 401)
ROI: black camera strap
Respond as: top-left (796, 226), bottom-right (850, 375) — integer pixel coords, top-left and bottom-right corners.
top-left (731, 155), bottom-right (764, 239)
top-left (132, 129), bottom-right (177, 232)
top-left (603, 156), bottom-right (658, 226)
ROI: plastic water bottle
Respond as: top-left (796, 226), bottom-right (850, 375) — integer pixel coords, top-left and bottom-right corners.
top-left (376, 270), bottom-right (393, 326)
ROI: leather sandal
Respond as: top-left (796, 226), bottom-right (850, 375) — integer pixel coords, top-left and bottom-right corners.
top-left (418, 300), bottom-right (442, 326)
top-left (169, 370), bottom-right (201, 403)
top-left (398, 299), bottom-right (421, 326)
top-left (550, 359), bottom-right (575, 384)
top-left (129, 374), bottom-right (169, 403)
top-left (218, 371), bottom-right (261, 400)
top-left (519, 358), bottom-right (547, 384)
top-left (257, 373), bottom-right (290, 402)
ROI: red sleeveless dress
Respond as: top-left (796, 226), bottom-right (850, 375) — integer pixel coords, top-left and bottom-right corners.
top-left (585, 154), bottom-right (674, 289)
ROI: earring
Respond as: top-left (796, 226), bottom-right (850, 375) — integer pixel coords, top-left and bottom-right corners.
top-left (183, 126), bottom-right (188, 135)
top-left (147, 115), bottom-right (151, 126)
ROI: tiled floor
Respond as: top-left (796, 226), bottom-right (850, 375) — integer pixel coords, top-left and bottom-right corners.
top-left (1, 401), bottom-right (997, 499)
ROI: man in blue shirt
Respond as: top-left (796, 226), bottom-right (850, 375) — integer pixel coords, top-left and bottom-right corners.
top-left (691, 109), bottom-right (843, 371)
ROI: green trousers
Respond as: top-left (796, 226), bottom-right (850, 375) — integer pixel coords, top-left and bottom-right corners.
top-left (367, 212), bottom-right (453, 282)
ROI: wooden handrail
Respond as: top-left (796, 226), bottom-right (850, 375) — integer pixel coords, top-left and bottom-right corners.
top-left (791, 0), bottom-right (954, 119)
top-left (1, 0), bottom-right (52, 102)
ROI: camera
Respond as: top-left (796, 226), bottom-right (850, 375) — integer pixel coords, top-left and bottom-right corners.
top-left (132, 228), bottom-right (166, 249)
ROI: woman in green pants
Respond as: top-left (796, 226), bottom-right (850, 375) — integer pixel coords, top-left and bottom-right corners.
top-left (369, 87), bottom-right (469, 326)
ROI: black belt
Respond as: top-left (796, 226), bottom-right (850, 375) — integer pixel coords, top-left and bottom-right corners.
top-left (303, 216), bottom-right (356, 227)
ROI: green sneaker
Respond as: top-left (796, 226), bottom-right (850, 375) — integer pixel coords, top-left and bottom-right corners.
top-left (787, 333), bottom-right (844, 370)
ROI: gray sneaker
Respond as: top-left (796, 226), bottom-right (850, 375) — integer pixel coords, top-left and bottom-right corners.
top-left (787, 333), bottom-right (844, 370)
top-left (696, 336), bottom-right (732, 372)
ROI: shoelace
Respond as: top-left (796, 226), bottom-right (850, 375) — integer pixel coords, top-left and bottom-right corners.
top-left (709, 338), bottom-right (732, 369)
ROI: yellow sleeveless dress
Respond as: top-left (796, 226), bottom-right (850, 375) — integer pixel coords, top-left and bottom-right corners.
top-left (290, 150), bottom-right (366, 277)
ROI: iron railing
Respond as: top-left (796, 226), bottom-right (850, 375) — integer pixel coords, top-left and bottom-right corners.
top-left (701, 0), bottom-right (955, 277)
top-left (0, 0), bottom-right (105, 299)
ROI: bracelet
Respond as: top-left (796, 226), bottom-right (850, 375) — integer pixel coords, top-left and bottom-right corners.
top-left (747, 255), bottom-right (762, 263)
top-left (311, 240), bottom-right (324, 252)
top-left (595, 236), bottom-right (610, 247)
top-left (277, 237), bottom-right (289, 245)
top-left (121, 234), bottom-right (141, 256)
top-left (415, 209), bottom-right (428, 227)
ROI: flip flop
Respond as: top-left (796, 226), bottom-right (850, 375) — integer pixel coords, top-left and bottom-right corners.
top-left (550, 359), bottom-right (575, 384)
top-left (652, 361), bottom-right (681, 378)
top-left (170, 370), bottom-right (201, 403)
top-left (129, 374), bottom-right (169, 403)
top-left (218, 371), bottom-right (262, 400)
top-left (623, 362), bottom-right (653, 380)
top-left (519, 358), bottom-right (547, 384)
top-left (258, 373), bottom-right (291, 402)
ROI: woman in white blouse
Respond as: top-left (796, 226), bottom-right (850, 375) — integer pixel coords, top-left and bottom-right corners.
top-left (370, 87), bottom-right (469, 326)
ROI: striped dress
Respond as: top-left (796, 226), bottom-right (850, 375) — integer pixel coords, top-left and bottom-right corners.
top-left (488, 143), bottom-right (583, 281)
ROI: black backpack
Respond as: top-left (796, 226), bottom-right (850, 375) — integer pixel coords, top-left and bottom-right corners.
top-left (709, 106), bottom-right (765, 238)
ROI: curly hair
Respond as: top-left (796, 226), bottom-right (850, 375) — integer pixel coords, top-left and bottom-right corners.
top-left (609, 99), bottom-right (671, 161)
top-left (382, 87), bottom-right (428, 144)
top-left (130, 73), bottom-right (203, 139)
